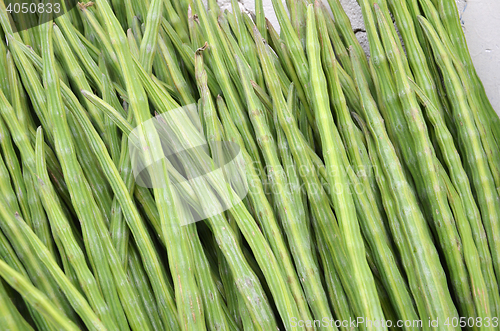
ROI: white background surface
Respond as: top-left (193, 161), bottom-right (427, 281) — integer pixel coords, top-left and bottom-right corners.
top-left (224, 0), bottom-right (500, 117)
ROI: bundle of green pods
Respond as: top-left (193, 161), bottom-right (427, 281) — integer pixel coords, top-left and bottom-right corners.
top-left (0, 0), bottom-right (499, 330)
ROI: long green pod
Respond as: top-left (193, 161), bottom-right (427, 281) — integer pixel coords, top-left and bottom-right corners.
top-left (150, 31), bottom-right (179, 93)
top-left (306, 7), bottom-right (385, 327)
top-left (394, 4), bottom-right (454, 140)
top-left (192, 50), bottom-right (298, 329)
top-left (41, 21), bottom-right (130, 331)
top-left (437, 160), bottom-right (492, 325)
top-left (5, 37), bottom-right (50, 141)
top-left (376, 6), bottom-right (479, 322)
top-left (52, 24), bottom-right (107, 137)
top-left (255, 0), bottom-right (266, 39)
top-left (173, 118), bottom-right (304, 330)
top-left (276, 80), bottom-right (363, 326)
top-left (412, 0), bottom-right (464, 146)
top-left (436, 0), bottom-right (500, 144)
top-left (314, 2), bottom-right (383, 222)
top-left (221, 24), bottom-right (276, 134)
top-left (410, 78), bottom-right (500, 317)
top-left (0, 275), bottom-right (33, 331)
top-left (161, 18), bottom-right (220, 94)
top-left (313, 219), bottom-right (357, 331)
top-left (277, 117), bottom-right (335, 331)
top-left (417, 1), bottom-right (500, 196)
top-left (128, 28), bottom-right (140, 59)
top-left (357, 0), bottom-right (417, 175)
top-left (194, 52), bottom-right (239, 331)
top-left (0, 116), bottom-right (30, 221)
top-left (0, 96), bottom-right (77, 326)
top-left (297, 99), bottom-right (315, 150)
top-left (127, 243), bottom-right (165, 331)
top-left (419, 16), bottom-right (500, 287)
top-left (188, 7), bottom-right (207, 50)
top-left (386, 0), bottom-right (444, 120)
top-left (52, 26), bottom-right (115, 221)
top-left (272, 0), bottom-right (306, 85)
top-left (78, 4), bottom-right (124, 85)
top-left (54, 11), bottom-right (102, 91)
top-left (0, 37), bottom-right (9, 96)
top-left (257, 19), bottom-right (358, 323)
top-left (0, 200), bottom-right (106, 331)
top-left (279, 75), bottom-right (386, 331)
top-left (97, 54), bottom-right (122, 163)
top-left (353, 109), bottom-right (414, 309)
top-left (22, 167), bottom-right (58, 263)
top-left (108, 118), bottom-right (134, 266)
top-left (131, 57), bottom-right (206, 154)
top-left (216, 95), bottom-right (312, 326)
top-left (180, 160), bottom-right (279, 330)
top-left (192, 0), bottom-right (262, 167)
top-left (158, 36), bottom-right (196, 106)
top-left (317, 2), bottom-right (353, 78)
top-left (162, 0), bottom-right (189, 44)
top-left (452, 62), bottom-right (500, 198)
top-left (216, 240), bottom-right (243, 330)
top-left (10, 39), bottom-right (113, 223)
top-left (100, 50), bottom-right (132, 265)
top-left (231, 1), bottom-right (264, 88)
top-left (368, 0), bottom-right (409, 72)
top-left (189, 225), bottom-right (233, 331)
top-left (139, 0), bottom-right (163, 74)
top-left (61, 23), bottom-right (147, 331)
top-left (78, 104), bottom-right (179, 331)
top-left (133, 86), bottom-right (229, 330)
top-left (5, 36), bottom-right (76, 214)
top-left (235, 51), bottom-right (334, 326)
top-left (0, 154), bottom-right (61, 331)
top-left (316, 7), bottom-right (420, 326)
top-left (263, 19), bottom-right (310, 118)
top-left (351, 46), bottom-right (460, 328)
top-left (268, 0), bottom-right (316, 126)
top-left (427, 0), bottom-right (500, 190)
top-left (99, 1), bottom-right (213, 329)
top-left (405, 0), bottom-right (455, 121)
top-left (0, 260), bottom-right (79, 331)
top-left (325, 0), bottom-right (373, 90)
top-left (213, 12), bottom-right (247, 102)
top-left (52, 26), bottom-right (104, 135)
top-left (5, 50), bottom-right (34, 132)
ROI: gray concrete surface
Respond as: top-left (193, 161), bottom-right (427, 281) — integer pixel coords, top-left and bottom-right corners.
top-left (223, 0), bottom-right (500, 117)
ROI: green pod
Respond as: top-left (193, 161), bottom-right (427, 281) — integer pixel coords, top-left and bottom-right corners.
top-left (351, 45), bottom-right (459, 329)
top-left (0, 203), bottom-right (106, 330)
top-left (0, 274), bottom-right (34, 331)
top-left (41, 21), bottom-right (129, 330)
top-left (411, 79), bottom-right (500, 318)
top-left (306, 7), bottom-right (386, 328)
top-left (0, 260), bottom-right (79, 331)
top-left (0, 116), bottom-right (30, 222)
top-left (435, 0), bottom-right (500, 145)
top-left (127, 243), bottom-right (165, 331)
top-left (139, 0), bottom-right (163, 74)
top-left (217, 95), bottom-right (313, 326)
top-left (246, 31), bottom-right (336, 328)
top-left (0, 154), bottom-right (64, 331)
top-left (0, 92), bottom-right (79, 326)
top-left (376, 6), bottom-right (479, 323)
top-left (419, 15), bottom-right (500, 288)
